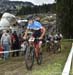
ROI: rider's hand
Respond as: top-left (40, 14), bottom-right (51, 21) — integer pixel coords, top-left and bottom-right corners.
top-left (39, 37), bottom-right (43, 40)
top-left (23, 36), bottom-right (26, 40)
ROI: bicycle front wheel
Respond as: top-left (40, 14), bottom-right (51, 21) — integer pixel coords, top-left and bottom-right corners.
top-left (25, 46), bottom-right (34, 70)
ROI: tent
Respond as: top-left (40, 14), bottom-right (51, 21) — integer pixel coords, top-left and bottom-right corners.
top-left (0, 12), bottom-right (16, 30)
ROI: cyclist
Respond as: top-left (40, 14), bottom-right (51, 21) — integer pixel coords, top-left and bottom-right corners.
top-left (53, 32), bottom-right (63, 52)
top-left (46, 33), bottom-right (53, 51)
top-left (23, 16), bottom-right (46, 58)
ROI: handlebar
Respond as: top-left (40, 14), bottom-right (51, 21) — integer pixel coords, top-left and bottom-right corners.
top-left (22, 38), bottom-right (42, 42)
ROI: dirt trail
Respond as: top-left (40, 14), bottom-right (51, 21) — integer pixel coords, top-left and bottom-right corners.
top-left (0, 52), bottom-right (52, 75)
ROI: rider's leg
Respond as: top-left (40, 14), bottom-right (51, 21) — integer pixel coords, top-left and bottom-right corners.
top-left (58, 41), bottom-right (61, 52)
top-left (34, 43), bottom-right (39, 58)
top-left (38, 41), bottom-right (42, 53)
top-left (34, 41), bottom-right (42, 58)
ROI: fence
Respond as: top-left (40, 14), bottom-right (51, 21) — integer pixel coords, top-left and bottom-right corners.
top-left (62, 44), bottom-right (73, 75)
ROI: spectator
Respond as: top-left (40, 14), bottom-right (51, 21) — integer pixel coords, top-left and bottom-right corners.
top-left (18, 34), bottom-right (22, 45)
top-left (11, 31), bottom-right (21, 57)
top-left (0, 43), bottom-right (3, 59)
top-left (1, 30), bottom-right (11, 60)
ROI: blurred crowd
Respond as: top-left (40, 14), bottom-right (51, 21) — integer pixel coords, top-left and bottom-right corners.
top-left (0, 29), bottom-right (63, 60)
top-left (0, 29), bottom-right (23, 60)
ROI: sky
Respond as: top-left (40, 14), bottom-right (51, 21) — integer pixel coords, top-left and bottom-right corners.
top-left (10, 0), bottom-right (55, 5)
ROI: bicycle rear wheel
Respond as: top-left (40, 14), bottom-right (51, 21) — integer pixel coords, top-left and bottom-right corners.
top-left (37, 48), bottom-right (42, 65)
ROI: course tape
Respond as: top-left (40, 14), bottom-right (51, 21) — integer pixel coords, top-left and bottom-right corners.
top-left (0, 48), bottom-right (25, 54)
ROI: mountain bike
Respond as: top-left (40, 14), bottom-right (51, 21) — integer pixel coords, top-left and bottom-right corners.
top-left (24, 37), bottom-right (42, 70)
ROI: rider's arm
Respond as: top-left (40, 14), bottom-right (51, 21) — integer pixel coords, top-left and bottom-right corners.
top-left (23, 23), bottom-right (30, 38)
top-left (39, 26), bottom-right (46, 39)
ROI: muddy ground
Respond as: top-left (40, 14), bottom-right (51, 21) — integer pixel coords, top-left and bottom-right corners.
top-left (0, 52), bottom-right (53, 75)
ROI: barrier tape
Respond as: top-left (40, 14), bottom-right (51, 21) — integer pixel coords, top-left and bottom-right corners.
top-left (62, 43), bottom-right (73, 75)
top-left (0, 48), bottom-right (25, 54)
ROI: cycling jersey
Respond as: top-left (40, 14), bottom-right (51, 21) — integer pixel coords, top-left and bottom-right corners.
top-left (47, 34), bottom-right (53, 41)
top-left (27, 21), bottom-right (42, 38)
top-left (27, 21), bottom-right (42, 30)
top-left (54, 34), bottom-right (62, 41)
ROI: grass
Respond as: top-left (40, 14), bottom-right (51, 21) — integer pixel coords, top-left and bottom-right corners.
top-left (27, 39), bottom-right (72, 75)
top-left (0, 39), bottom-right (72, 75)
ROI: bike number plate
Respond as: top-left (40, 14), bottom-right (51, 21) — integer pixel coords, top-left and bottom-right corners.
top-left (29, 37), bottom-right (35, 42)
